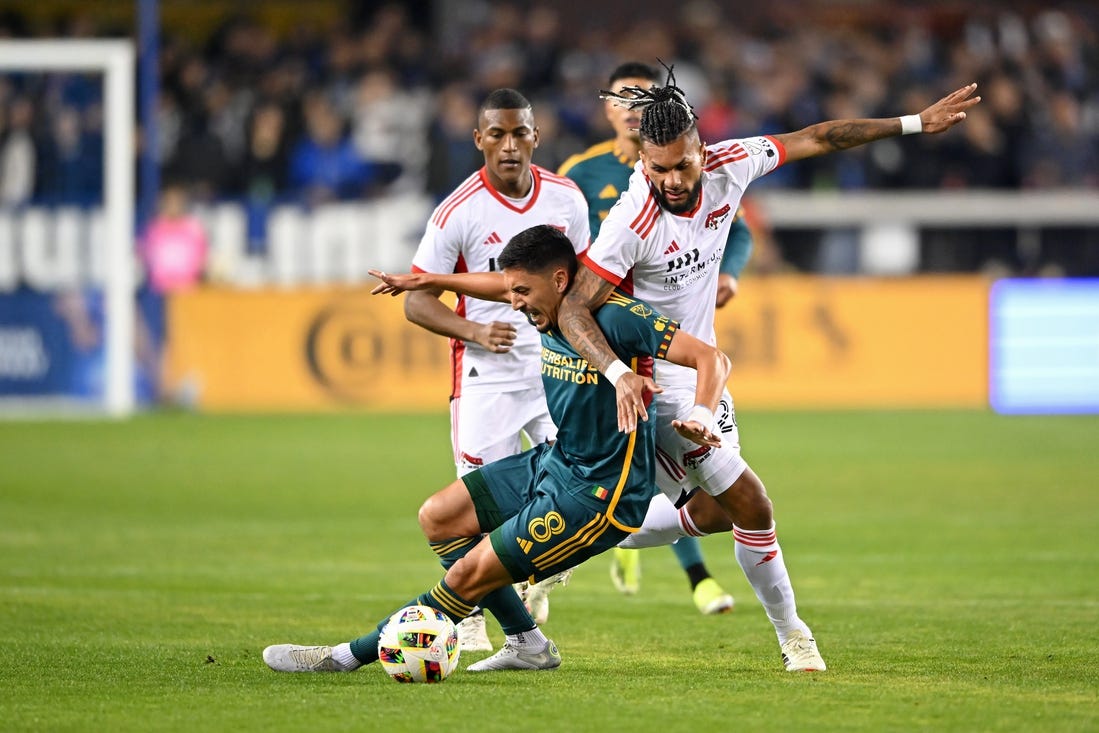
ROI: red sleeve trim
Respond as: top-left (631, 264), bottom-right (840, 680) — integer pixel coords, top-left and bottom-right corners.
top-left (578, 251), bottom-right (625, 287)
top-left (764, 135), bottom-right (787, 167)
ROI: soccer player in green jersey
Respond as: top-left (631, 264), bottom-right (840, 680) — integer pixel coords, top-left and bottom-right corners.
top-left (559, 61), bottom-right (749, 613)
top-left (263, 225), bottom-right (730, 673)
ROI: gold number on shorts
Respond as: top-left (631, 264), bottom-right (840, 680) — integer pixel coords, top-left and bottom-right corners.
top-left (528, 511), bottom-right (565, 542)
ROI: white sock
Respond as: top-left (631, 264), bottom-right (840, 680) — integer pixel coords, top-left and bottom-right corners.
top-left (331, 642), bottom-right (362, 670)
top-left (506, 626), bottom-right (548, 651)
top-left (617, 493), bottom-right (699, 549)
top-left (733, 524), bottom-right (811, 644)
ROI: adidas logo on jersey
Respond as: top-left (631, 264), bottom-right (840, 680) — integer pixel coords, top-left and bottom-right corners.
top-left (663, 241), bottom-right (681, 256)
top-left (483, 232), bottom-right (502, 246)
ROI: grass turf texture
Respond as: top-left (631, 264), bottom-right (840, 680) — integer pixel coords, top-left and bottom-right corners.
top-left (1, 410), bottom-right (1097, 731)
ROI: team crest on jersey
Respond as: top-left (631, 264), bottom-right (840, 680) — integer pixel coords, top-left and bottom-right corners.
top-left (704, 204), bottom-right (731, 230)
top-left (683, 444), bottom-right (713, 470)
top-left (630, 303), bottom-right (653, 318)
top-left (741, 138), bottom-right (776, 158)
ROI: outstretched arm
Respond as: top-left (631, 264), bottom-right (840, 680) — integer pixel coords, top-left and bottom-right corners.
top-left (369, 269), bottom-right (516, 354)
top-left (560, 265), bottom-right (655, 433)
top-left (369, 269), bottom-right (509, 302)
top-left (774, 83), bottom-right (981, 163)
top-left (663, 330), bottom-right (732, 448)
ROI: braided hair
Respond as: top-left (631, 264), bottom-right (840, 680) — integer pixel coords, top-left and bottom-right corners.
top-left (600, 61), bottom-right (698, 145)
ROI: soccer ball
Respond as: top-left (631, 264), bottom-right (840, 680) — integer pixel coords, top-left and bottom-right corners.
top-left (377, 605), bottom-right (460, 683)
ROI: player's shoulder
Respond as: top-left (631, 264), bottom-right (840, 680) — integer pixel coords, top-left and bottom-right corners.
top-left (429, 169), bottom-right (486, 228)
top-left (597, 290), bottom-right (677, 332)
top-left (704, 136), bottom-right (783, 172)
top-left (558, 140), bottom-right (617, 176)
top-left (601, 290), bottom-right (656, 319)
top-left (535, 164), bottom-right (583, 194)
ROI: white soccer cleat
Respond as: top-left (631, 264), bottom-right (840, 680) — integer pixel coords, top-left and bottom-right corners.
top-left (262, 644), bottom-right (351, 673)
top-left (465, 639), bottom-right (561, 672)
top-left (456, 612), bottom-right (494, 652)
top-left (524, 569), bottom-right (572, 625)
top-left (780, 630), bottom-right (827, 672)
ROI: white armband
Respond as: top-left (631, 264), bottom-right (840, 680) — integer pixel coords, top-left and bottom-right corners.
top-left (899, 114), bottom-right (922, 135)
top-left (687, 404), bottom-right (717, 434)
top-left (605, 359), bottom-right (631, 387)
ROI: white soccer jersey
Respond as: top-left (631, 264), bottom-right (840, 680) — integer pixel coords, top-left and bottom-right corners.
top-left (582, 136), bottom-right (786, 388)
top-left (412, 164), bottom-right (590, 396)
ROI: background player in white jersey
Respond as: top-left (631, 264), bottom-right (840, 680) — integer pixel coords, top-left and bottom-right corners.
top-left (559, 68), bottom-right (981, 671)
top-left (405, 88), bottom-right (590, 651)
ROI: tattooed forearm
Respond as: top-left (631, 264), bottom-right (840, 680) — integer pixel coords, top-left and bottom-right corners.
top-left (559, 267), bottom-right (618, 372)
top-left (818, 119), bottom-right (899, 151)
top-left (560, 305), bottom-right (618, 372)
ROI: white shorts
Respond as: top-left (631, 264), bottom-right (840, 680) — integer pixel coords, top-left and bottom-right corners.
top-left (653, 387), bottom-right (748, 507)
top-left (451, 386), bottom-right (558, 477)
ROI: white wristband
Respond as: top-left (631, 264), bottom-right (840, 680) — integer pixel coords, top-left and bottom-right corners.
top-left (605, 359), bottom-right (631, 387)
top-left (687, 404), bottom-right (717, 433)
top-left (899, 114), bottom-right (922, 135)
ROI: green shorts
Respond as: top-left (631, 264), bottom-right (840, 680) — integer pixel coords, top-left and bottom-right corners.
top-left (461, 443), bottom-right (646, 584)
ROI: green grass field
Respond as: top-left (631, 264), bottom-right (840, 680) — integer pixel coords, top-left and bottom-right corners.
top-left (2, 410), bottom-right (1097, 731)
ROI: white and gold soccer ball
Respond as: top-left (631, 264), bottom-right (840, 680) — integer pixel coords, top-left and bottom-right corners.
top-left (377, 605), bottom-right (460, 683)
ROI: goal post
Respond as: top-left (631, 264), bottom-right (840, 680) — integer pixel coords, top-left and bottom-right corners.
top-left (0, 40), bottom-right (135, 417)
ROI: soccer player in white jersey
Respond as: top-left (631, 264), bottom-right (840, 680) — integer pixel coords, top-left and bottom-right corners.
top-left (559, 69), bottom-right (981, 671)
top-left (405, 88), bottom-right (590, 653)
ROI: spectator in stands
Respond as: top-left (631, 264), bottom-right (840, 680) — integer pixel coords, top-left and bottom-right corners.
top-left (236, 101), bottom-right (291, 249)
top-left (0, 96), bottom-right (36, 206)
top-left (288, 93), bottom-right (379, 206)
top-left (36, 105), bottom-right (101, 205)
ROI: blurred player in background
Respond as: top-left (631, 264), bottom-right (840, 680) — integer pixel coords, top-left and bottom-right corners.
top-left (560, 69), bottom-right (981, 671)
top-left (403, 88), bottom-right (590, 652)
top-left (263, 224), bottom-right (729, 674)
top-left (559, 62), bottom-right (748, 615)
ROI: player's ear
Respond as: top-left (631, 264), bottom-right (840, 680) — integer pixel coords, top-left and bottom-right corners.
top-left (473, 128), bottom-right (484, 151)
top-left (532, 126), bottom-right (540, 148)
top-left (553, 267), bottom-right (568, 292)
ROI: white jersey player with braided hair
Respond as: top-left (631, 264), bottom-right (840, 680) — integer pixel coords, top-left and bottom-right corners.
top-left (404, 87), bottom-right (588, 657)
top-left (560, 66), bottom-right (981, 672)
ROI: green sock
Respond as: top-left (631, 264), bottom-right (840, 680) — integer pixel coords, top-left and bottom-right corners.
top-left (480, 584), bottom-right (536, 635)
top-left (348, 579), bottom-right (476, 665)
top-left (428, 535), bottom-right (535, 633)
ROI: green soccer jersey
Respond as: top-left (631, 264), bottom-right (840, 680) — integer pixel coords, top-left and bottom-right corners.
top-left (559, 140), bottom-right (754, 276)
top-left (537, 289), bottom-right (679, 522)
top-left (558, 141), bottom-right (633, 238)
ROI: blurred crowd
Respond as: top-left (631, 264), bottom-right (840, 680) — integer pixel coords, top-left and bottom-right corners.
top-left (1, 0), bottom-right (1097, 274)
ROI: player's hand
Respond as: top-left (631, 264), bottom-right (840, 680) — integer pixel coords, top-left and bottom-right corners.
top-left (715, 273), bottom-right (738, 308)
top-left (918, 83), bottom-right (981, 134)
top-left (615, 372), bottom-right (662, 434)
top-left (474, 321), bottom-right (517, 353)
top-left (368, 269), bottom-right (429, 296)
top-left (671, 418), bottom-right (722, 448)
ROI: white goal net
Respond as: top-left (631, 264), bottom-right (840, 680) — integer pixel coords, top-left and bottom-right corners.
top-left (0, 40), bottom-right (135, 417)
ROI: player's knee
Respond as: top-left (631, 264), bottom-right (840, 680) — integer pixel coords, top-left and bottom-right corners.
top-left (686, 492), bottom-right (734, 534)
top-left (732, 470), bottom-right (774, 527)
top-left (445, 550), bottom-right (505, 601)
top-left (418, 496), bottom-right (447, 541)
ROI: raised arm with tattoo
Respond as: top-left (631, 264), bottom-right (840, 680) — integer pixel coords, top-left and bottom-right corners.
top-left (774, 83), bottom-right (980, 161)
